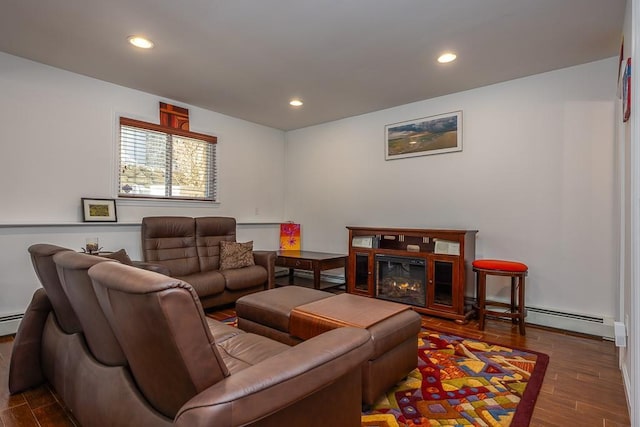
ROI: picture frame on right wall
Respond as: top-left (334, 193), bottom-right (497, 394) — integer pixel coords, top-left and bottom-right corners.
top-left (623, 57), bottom-right (631, 123)
top-left (385, 110), bottom-right (462, 160)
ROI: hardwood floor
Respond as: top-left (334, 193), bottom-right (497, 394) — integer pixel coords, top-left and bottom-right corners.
top-left (0, 291), bottom-right (631, 426)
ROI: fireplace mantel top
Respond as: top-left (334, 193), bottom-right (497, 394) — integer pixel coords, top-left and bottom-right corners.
top-left (347, 226), bottom-right (477, 238)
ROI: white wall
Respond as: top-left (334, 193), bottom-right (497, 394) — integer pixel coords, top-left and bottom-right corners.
top-left (624, 0), bottom-right (640, 423)
top-left (0, 52), bottom-right (286, 224)
top-left (0, 51), bottom-right (621, 338)
top-left (285, 58), bottom-right (618, 324)
top-left (0, 52), bottom-right (286, 318)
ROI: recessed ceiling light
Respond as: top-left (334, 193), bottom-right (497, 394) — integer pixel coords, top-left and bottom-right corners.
top-left (128, 35), bottom-right (154, 49)
top-left (437, 52), bottom-right (457, 63)
top-left (289, 99), bottom-right (303, 107)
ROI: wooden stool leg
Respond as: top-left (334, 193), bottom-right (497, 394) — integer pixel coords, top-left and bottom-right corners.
top-left (477, 271), bottom-right (487, 331)
top-left (518, 274), bottom-right (526, 335)
top-left (510, 276), bottom-right (517, 325)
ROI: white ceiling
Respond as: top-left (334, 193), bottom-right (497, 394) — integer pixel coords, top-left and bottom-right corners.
top-left (0, 0), bottom-right (626, 131)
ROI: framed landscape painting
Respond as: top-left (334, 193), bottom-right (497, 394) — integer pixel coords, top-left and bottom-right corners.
top-left (385, 111), bottom-right (462, 160)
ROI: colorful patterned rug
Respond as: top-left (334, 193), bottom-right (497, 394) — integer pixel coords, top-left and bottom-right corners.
top-left (214, 316), bottom-right (548, 427)
top-left (361, 329), bottom-right (549, 427)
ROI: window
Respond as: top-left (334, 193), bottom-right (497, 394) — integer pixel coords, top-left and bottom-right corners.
top-left (118, 117), bottom-right (217, 201)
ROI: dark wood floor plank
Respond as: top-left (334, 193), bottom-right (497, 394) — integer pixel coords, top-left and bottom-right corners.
top-left (0, 394), bottom-right (25, 413)
top-left (605, 419), bottom-right (633, 427)
top-left (0, 370), bottom-right (26, 411)
top-left (31, 403), bottom-right (76, 427)
top-left (22, 386), bottom-right (57, 410)
top-left (0, 403), bottom-right (39, 427)
top-left (576, 401), bottom-right (633, 424)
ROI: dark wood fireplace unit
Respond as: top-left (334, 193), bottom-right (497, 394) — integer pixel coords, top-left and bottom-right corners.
top-left (346, 226), bottom-right (477, 323)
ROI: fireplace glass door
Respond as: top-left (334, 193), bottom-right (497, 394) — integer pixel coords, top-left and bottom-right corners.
top-left (375, 254), bottom-right (426, 307)
top-left (353, 252), bottom-right (371, 294)
top-left (432, 259), bottom-right (454, 307)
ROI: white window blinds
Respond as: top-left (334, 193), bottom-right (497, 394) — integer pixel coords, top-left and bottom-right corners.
top-left (118, 117), bottom-right (217, 201)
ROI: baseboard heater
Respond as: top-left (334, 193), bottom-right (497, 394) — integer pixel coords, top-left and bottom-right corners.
top-left (525, 306), bottom-right (614, 339)
top-left (0, 313), bottom-right (23, 337)
top-left (274, 281), bottom-right (615, 338)
top-left (462, 298), bottom-right (614, 338)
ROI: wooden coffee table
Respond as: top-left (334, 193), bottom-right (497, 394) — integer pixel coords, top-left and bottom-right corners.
top-left (276, 250), bottom-right (347, 289)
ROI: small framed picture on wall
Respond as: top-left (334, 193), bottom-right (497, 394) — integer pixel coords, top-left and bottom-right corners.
top-left (81, 198), bottom-right (117, 222)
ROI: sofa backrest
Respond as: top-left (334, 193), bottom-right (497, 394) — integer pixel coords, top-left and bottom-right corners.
top-left (195, 216), bottom-right (236, 272)
top-left (141, 216), bottom-right (240, 275)
top-left (88, 262), bottom-right (229, 419)
top-left (28, 244), bottom-right (80, 334)
top-left (141, 216), bottom-right (199, 276)
top-left (53, 251), bottom-right (127, 367)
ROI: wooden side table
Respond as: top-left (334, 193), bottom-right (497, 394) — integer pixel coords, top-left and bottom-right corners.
top-left (276, 250), bottom-right (347, 289)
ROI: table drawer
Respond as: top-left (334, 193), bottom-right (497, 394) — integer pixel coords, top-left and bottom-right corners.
top-left (277, 257), bottom-right (313, 270)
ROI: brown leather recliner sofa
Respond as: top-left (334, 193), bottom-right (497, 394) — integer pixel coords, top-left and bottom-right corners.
top-left (141, 216), bottom-right (275, 309)
top-left (9, 245), bottom-right (373, 427)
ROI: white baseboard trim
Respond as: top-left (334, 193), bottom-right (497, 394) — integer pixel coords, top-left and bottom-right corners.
top-left (620, 361), bottom-right (632, 423)
top-left (0, 313), bottom-right (23, 336)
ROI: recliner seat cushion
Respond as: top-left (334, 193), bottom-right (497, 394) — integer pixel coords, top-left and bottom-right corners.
top-left (216, 333), bottom-right (290, 374)
top-left (177, 271), bottom-right (226, 297)
top-left (206, 318), bottom-right (244, 343)
top-left (220, 265), bottom-right (268, 291)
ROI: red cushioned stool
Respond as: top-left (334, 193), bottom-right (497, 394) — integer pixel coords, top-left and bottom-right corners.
top-left (472, 259), bottom-right (528, 335)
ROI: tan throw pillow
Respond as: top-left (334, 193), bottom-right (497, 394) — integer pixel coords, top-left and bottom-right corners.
top-left (220, 241), bottom-right (255, 270)
top-left (100, 249), bottom-right (134, 265)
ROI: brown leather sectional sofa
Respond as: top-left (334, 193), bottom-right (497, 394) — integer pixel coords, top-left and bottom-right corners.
top-left (141, 216), bottom-right (276, 309)
top-left (9, 245), bottom-right (373, 426)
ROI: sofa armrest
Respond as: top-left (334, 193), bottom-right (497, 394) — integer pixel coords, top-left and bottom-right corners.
top-left (131, 261), bottom-right (171, 276)
top-left (174, 327), bottom-right (372, 426)
top-left (252, 250), bottom-right (276, 289)
top-left (9, 288), bottom-right (52, 394)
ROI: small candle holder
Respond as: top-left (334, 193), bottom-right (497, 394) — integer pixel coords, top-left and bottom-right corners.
top-left (83, 237), bottom-right (102, 254)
